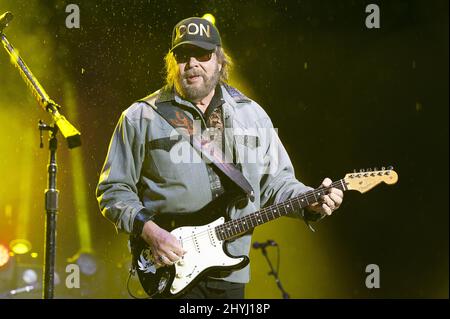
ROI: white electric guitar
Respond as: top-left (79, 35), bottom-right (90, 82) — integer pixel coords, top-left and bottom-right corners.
top-left (129, 167), bottom-right (398, 298)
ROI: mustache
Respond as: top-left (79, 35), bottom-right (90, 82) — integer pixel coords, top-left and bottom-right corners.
top-left (183, 70), bottom-right (205, 78)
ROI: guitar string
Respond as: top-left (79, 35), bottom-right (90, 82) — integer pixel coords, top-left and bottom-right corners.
top-left (178, 179), bottom-right (346, 243)
top-left (177, 172), bottom-right (390, 243)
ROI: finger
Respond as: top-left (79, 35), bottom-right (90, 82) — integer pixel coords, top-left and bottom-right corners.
top-left (166, 250), bottom-right (181, 263)
top-left (329, 187), bottom-right (344, 200)
top-left (153, 253), bottom-right (164, 266)
top-left (306, 203), bottom-right (321, 214)
top-left (329, 192), bottom-right (343, 207)
top-left (170, 242), bottom-right (187, 257)
top-left (164, 234), bottom-right (187, 257)
top-left (159, 255), bottom-right (173, 266)
top-left (152, 248), bottom-right (170, 265)
top-left (322, 203), bottom-right (332, 215)
top-left (321, 177), bottom-right (332, 188)
top-left (322, 195), bottom-right (335, 210)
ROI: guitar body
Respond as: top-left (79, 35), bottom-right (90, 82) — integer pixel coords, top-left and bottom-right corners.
top-left (129, 193), bottom-right (250, 299)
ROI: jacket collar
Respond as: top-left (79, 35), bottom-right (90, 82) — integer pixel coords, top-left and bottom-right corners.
top-left (155, 85), bottom-right (176, 104)
top-left (221, 83), bottom-right (251, 106)
top-left (155, 83), bottom-right (251, 107)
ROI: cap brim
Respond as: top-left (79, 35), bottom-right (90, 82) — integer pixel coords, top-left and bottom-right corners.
top-left (171, 41), bottom-right (216, 52)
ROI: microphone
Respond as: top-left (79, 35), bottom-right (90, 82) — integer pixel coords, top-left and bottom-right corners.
top-left (8, 284), bottom-right (38, 296)
top-left (0, 12), bottom-right (13, 32)
top-left (252, 240), bottom-right (278, 249)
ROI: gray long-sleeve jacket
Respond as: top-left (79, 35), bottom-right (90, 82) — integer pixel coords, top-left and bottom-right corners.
top-left (96, 84), bottom-right (318, 283)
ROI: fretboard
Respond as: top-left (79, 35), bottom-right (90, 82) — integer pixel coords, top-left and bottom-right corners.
top-left (215, 179), bottom-right (348, 241)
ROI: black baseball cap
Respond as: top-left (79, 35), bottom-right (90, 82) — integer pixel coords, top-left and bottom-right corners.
top-left (171, 17), bottom-right (222, 52)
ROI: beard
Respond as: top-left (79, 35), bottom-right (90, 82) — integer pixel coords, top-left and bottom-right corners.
top-left (176, 64), bottom-right (221, 102)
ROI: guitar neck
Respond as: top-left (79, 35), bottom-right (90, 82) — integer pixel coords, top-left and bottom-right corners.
top-left (215, 179), bottom-right (348, 241)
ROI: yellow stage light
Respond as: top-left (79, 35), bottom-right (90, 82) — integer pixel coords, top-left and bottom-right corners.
top-left (0, 244), bottom-right (10, 268)
top-left (63, 82), bottom-right (93, 254)
top-left (9, 239), bottom-right (32, 255)
top-left (202, 13), bottom-right (216, 25)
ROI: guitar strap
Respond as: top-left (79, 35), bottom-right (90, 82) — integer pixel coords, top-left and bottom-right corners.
top-left (138, 98), bottom-right (255, 202)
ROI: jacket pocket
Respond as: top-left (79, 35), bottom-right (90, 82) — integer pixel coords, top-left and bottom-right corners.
top-left (147, 135), bottom-right (182, 152)
top-left (145, 137), bottom-right (203, 181)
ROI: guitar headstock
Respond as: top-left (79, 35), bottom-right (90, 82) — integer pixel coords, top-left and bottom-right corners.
top-left (344, 166), bottom-right (398, 193)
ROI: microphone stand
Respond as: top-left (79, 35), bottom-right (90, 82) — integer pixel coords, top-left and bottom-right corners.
top-left (1, 16), bottom-right (81, 299)
top-left (259, 246), bottom-right (290, 299)
top-left (39, 121), bottom-right (59, 299)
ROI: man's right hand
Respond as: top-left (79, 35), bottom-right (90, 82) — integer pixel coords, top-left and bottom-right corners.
top-left (141, 221), bottom-right (186, 266)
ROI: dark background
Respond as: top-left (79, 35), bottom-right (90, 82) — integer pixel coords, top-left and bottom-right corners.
top-left (0, 0), bottom-right (448, 298)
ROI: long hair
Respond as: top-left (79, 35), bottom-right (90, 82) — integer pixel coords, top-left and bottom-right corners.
top-left (164, 46), bottom-right (233, 88)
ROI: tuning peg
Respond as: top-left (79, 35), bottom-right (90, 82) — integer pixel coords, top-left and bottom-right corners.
top-left (353, 169), bottom-right (357, 173)
top-left (387, 165), bottom-right (394, 170)
top-left (381, 166), bottom-right (386, 170)
top-left (367, 168), bottom-right (372, 172)
top-left (374, 167), bottom-right (378, 171)
top-left (360, 169), bottom-right (365, 173)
